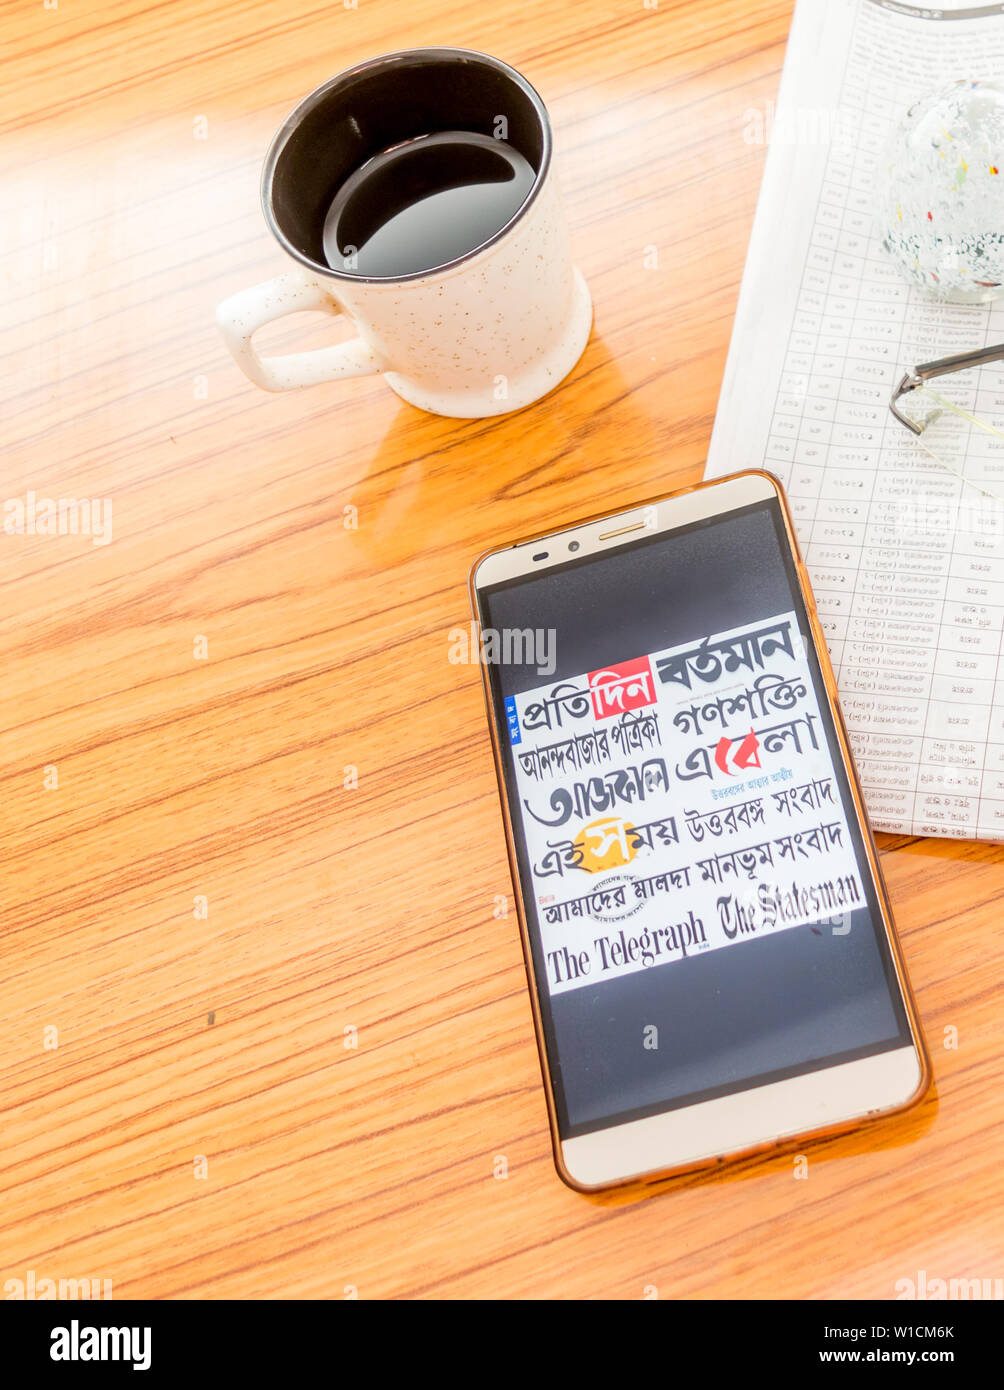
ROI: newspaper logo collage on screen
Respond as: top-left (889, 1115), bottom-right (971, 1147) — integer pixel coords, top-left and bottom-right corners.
top-left (508, 613), bottom-right (862, 995)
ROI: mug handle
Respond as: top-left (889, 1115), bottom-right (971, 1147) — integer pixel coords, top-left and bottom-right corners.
top-left (216, 269), bottom-right (382, 391)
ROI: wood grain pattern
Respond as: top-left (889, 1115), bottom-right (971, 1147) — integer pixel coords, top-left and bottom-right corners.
top-left (1, 0), bottom-right (1000, 1300)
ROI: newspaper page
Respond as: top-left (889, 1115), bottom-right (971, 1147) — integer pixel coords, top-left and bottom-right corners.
top-left (705, 0), bottom-right (1004, 840)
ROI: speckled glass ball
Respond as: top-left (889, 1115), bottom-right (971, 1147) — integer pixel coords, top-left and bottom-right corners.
top-left (879, 79), bottom-right (1004, 303)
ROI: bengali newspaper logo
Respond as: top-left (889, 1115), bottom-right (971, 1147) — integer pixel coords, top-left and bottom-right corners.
top-left (575, 816), bottom-right (638, 873)
top-left (576, 870), bottom-right (645, 922)
top-left (513, 612), bottom-right (862, 995)
top-left (588, 656), bottom-right (657, 721)
top-left (715, 727), bottom-right (761, 776)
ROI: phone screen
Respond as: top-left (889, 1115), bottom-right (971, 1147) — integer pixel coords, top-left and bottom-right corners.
top-left (478, 496), bottom-right (912, 1140)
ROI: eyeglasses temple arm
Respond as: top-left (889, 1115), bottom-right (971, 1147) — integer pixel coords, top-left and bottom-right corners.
top-left (914, 343), bottom-right (1004, 379)
top-left (890, 342), bottom-right (1004, 435)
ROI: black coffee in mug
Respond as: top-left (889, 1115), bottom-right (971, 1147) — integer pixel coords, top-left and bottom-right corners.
top-left (322, 130), bottom-right (536, 278)
top-left (260, 48), bottom-right (550, 284)
top-left (217, 47), bottom-right (592, 417)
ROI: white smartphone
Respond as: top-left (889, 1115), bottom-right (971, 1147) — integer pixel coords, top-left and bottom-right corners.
top-left (470, 471), bottom-right (929, 1191)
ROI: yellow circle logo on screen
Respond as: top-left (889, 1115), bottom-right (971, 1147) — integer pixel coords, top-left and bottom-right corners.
top-left (577, 817), bottom-right (638, 873)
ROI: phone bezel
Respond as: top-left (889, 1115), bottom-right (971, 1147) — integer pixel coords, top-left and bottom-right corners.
top-left (470, 469), bottom-right (931, 1192)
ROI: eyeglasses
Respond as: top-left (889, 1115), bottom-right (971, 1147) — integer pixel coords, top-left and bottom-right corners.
top-left (889, 343), bottom-right (1004, 501)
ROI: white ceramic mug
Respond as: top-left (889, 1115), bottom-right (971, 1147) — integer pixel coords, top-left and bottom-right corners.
top-left (216, 48), bottom-right (592, 418)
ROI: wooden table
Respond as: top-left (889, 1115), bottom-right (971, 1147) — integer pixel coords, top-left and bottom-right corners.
top-left (2, 0), bottom-right (1000, 1301)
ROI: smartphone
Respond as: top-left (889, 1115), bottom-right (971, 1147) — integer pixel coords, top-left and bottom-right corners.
top-left (470, 470), bottom-right (930, 1191)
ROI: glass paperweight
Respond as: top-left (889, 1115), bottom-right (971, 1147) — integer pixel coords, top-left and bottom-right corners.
top-left (878, 79), bottom-right (1004, 304)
